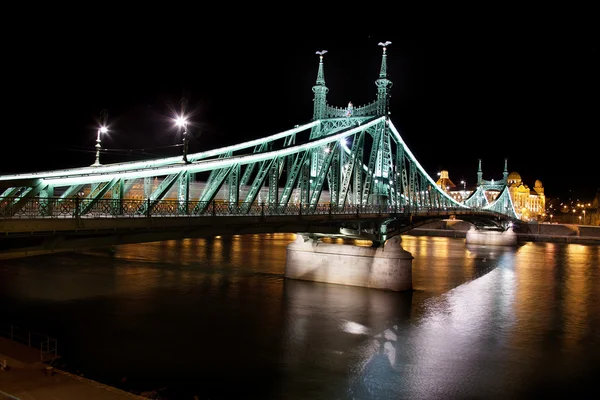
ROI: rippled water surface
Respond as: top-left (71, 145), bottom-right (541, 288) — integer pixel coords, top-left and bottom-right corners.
top-left (1, 234), bottom-right (599, 399)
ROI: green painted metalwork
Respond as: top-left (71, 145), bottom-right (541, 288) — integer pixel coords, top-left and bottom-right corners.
top-left (39, 185), bottom-right (54, 216)
top-left (362, 123), bottom-right (386, 205)
top-left (309, 142), bottom-right (337, 211)
top-left (121, 179), bottom-right (137, 200)
top-left (284, 135), bottom-right (296, 191)
top-left (144, 177), bottom-right (152, 199)
top-left (111, 178), bottom-right (124, 215)
top-left (178, 171), bottom-right (190, 214)
top-left (228, 164), bottom-right (240, 206)
top-left (299, 157), bottom-right (310, 206)
top-left (0, 187), bottom-right (22, 204)
top-left (353, 132), bottom-right (365, 205)
top-left (482, 186), bottom-right (519, 219)
top-left (80, 178), bottom-right (119, 215)
top-left (268, 158), bottom-right (279, 205)
top-left (239, 143), bottom-right (268, 189)
top-left (328, 144), bottom-right (341, 206)
top-left (59, 185), bottom-right (84, 200)
top-left (312, 51), bottom-right (329, 122)
top-left (408, 161), bottom-right (417, 207)
top-left (139, 171), bottom-right (185, 215)
top-left (203, 151), bottom-right (232, 199)
top-left (0, 43), bottom-right (522, 242)
top-left (279, 151), bottom-right (308, 206)
top-left (198, 165), bottom-right (233, 204)
top-left (242, 158), bottom-right (276, 212)
top-left (4, 182), bottom-right (44, 218)
top-left (339, 132), bottom-right (363, 207)
top-left (376, 42), bottom-right (393, 116)
top-left (465, 186), bottom-right (487, 209)
top-left (394, 146), bottom-right (403, 207)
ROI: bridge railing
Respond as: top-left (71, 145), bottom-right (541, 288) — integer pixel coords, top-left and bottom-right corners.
top-left (0, 196), bottom-right (502, 220)
top-left (0, 324), bottom-right (59, 362)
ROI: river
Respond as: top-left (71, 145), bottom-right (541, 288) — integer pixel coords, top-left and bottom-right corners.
top-left (0, 233), bottom-right (599, 399)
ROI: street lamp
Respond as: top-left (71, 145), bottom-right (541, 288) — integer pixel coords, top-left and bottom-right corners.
top-left (175, 115), bottom-right (189, 163)
top-left (91, 126), bottom-right (108, 166)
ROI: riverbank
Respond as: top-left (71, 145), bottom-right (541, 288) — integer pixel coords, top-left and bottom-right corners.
top-left (408, 220), bottom-right (600, 245)
top-left (0, 337), bottom-right (151, 400)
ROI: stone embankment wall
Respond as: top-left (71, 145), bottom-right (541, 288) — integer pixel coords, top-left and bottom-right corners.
top-left (410, 220), bottom-right (600, 245)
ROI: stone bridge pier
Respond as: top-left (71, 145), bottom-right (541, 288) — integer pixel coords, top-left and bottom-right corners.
top-left (285, 234), bottom-right (413, 291)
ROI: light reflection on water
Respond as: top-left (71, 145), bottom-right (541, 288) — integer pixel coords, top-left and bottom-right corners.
top-left (0, 234), bottom-right (599, 399)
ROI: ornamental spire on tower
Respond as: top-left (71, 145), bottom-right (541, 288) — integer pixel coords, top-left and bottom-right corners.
top-left (376, 41), bottom-right (393, 116)
top-left (503, 158), bottom-right (508, 181)
top-left (477, 159), bottom-right (483, 185)
top-left (315, 50), bottom-right (327, 86)
top-left (312, 50), bottom-right (329, 121)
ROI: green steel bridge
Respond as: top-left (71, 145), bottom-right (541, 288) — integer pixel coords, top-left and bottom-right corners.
top-left (0, 43), bottom-right (517, 258)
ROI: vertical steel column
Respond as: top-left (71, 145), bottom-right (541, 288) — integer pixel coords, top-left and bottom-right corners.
top-left (228, 164), bottom-right (240, 210)
top-left (112, 179), bottom-right (124, 215)
top-left (178, 171), bottom-right (190, 215)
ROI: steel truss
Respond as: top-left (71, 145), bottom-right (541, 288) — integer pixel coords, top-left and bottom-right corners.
top-left (0, 44), bottom-right (515, 243)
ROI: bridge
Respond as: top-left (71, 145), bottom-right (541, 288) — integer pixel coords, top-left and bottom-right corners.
top-left (0, 43), bottom-right (516, 259)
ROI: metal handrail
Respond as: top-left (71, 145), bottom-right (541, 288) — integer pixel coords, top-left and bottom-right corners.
top-left (0, 324), bottom-right (59, 362)
top-left (0, 196), bottom-right (504, 221)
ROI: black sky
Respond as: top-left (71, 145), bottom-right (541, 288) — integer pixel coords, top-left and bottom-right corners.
top-left (2, 28), bottom-right (597, 201)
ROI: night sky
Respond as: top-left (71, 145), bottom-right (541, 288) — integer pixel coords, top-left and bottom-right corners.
top-left (3, 30), bottom-right (597, 201)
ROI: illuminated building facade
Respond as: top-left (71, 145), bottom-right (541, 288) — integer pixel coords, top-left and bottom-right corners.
top-left (439, 159), bottom-right (546, 221)
top-left (505, 172), bottom-right (545, 221)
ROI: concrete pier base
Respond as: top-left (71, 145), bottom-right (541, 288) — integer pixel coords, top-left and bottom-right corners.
top-left (465, 226), bottom-right (517, 246)
top-left (285, 234), bottom-right (413, 291)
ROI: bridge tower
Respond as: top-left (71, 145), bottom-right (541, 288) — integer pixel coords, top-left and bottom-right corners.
top-left (305, 51), bottom-right (330, 204)
top-left (370, 42), bottom-right (394, 205)
top-left (375, 42), bottom-right (393, 116)
top-left (312, 50), bottom-right (329, 122)
top-left (477, 159), bottom-right (483, 186)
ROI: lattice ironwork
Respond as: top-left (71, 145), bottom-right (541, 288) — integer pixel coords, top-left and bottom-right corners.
top-left (0, 43), bottom-right (518, 244)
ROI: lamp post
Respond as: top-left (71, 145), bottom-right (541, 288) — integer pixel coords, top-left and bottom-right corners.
top-left (92, 126), bottom-right (108, 166)
top-left (175, 115), bottom-right (189, 163)
top-left (582, 209), bottom-right (586, 225)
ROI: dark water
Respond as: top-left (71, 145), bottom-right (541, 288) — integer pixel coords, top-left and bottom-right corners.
top-left (1, 233), bottom-right (599, 399)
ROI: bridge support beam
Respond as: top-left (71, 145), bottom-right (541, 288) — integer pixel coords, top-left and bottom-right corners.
top-left (285, 234), bottom-right (413, 291)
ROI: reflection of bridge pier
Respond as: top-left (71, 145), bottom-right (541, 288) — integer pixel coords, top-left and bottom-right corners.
top-left (285, 234), bottom-right (414, 291)
top-left (280, 278), bottom-right (413, 397)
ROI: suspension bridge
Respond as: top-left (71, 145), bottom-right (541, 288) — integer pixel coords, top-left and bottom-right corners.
top-left (0, 42), bottom-right (517, 259)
